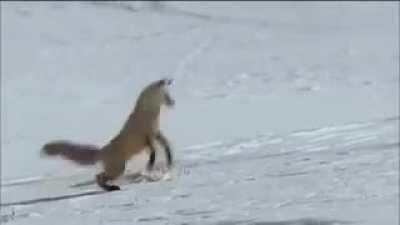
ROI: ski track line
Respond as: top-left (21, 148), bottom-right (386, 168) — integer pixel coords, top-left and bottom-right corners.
top-left (159, 4), bottom-right (271, 29)
top-left (1, 190), bottom-right (107, 207)
top-left (103, 24), bottom-right (199, 45)
top-left (173, 35), bottom-right (214, 80)
top-left (1, 176), bottom-right (46, 188)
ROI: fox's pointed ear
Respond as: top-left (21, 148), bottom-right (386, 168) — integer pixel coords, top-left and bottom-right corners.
top-left (157, 78), bottom-right (174, 87)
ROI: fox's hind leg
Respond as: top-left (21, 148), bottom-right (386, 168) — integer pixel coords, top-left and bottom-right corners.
top-left (96, 158), bottom-right (126, 191)
top-left (96, 173), bottom-right (120, 191)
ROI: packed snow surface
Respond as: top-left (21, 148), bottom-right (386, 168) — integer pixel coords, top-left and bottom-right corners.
top-left (1, 2), bottom-right (398, 225)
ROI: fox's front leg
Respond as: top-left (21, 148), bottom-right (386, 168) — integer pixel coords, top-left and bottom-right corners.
top-left (155, 131), bottom-right (173, 168)
top-left (146, 136), bottom-right (157, 171)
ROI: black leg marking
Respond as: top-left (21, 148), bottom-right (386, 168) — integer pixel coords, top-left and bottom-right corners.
top-left (98, 183), bottom-right (121, 192)
top-left (102, 185), bottom-right (121, 191)
top-left (156, 131), bottom-right (173, 168)
top-left (147, 149), bottom-right (156, 171)
top-left (146, 136), bottom-right (157, 171)
top-left (96, 173), bottom-right (121, 192)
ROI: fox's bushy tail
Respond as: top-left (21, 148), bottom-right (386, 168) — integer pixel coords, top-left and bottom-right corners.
top-left (42, 140), bottom-right (101, 165)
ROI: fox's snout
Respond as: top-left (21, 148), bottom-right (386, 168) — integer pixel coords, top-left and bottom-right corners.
top-left (166, 97), bottom-right (175, 107)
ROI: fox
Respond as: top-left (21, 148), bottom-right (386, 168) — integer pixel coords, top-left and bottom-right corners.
top-left (42, 78), bottom-right (175, 191)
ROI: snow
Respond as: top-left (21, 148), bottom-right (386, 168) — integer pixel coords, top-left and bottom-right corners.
top-left (1, 2), bottom-right (399, 225)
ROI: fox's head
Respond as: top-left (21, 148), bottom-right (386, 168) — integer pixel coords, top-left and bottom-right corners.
top-left (155, 78), bottom-right (175, 107)
top-left (137, 78), bottom-right (175, 111)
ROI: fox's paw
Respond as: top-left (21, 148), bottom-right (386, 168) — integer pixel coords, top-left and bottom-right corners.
top-left (102, 184), bottom-right (121, 192)
top-left (96, 173), bottom-right (121, 192)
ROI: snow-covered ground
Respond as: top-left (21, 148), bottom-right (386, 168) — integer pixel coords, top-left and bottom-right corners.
top-left (1, 2), bottom-right (398, 225)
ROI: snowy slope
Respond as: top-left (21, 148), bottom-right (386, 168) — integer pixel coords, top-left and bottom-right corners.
top-left (1, 2), bottom-right (399, 225)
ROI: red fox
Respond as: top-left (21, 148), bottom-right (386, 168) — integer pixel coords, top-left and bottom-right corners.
top-left (42, 79), bottom-right (175, 191)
